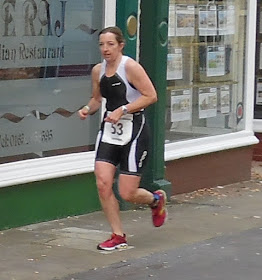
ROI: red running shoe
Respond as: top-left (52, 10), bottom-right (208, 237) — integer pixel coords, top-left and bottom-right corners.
top-left (151, 190), bottom-right (167, 227)
top-left (97, 233), bottom-right (128, 251)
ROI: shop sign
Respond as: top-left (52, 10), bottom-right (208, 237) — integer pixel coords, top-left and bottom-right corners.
top-left (0, 0), bottom-right (100, 68)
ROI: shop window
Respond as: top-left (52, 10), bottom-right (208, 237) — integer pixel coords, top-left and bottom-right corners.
top-left (0, 0), bottom-right (103, 164)
top-left (166, 0), bottom-right (247, 143)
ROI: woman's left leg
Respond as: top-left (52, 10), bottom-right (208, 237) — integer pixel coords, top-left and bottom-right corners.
top-left (118, 174), bottom-right (154, 205)
top-left (118, 173), bottom-right (168, 228)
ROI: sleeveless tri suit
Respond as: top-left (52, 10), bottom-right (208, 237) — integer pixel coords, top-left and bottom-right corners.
top-left (95, 55), bottom-right (149, 176)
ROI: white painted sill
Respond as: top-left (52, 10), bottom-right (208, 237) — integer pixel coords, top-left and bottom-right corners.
top-left (0, 131), bottom-right (258, 188)
top-left (0, 151), bottom-right (96, 188)
top-left (253, 119), bottom-right (262, 133)
top-left (165, 130), bottom-right (258, 161)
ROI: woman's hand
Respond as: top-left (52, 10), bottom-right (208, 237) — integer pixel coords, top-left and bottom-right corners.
top-left (104, 107), bottom-right (123, 124)
top-left (78, 106), bottom-right (89, 120)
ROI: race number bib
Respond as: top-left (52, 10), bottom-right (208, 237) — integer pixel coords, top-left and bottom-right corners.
top-left (102, 113), bottom-right (133, 145)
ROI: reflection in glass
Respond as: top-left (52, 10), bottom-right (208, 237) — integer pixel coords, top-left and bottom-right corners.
top-left (0, 0), bottom-right (103, 164)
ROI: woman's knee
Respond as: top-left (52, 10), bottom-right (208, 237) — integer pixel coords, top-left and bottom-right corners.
top-left (95, 174), bottom-right (113, 199)
top-left (118, 175), bottom-right (141, 202)
top-left (119, 187), bottom-right (135, 202)
top-left (95, 162), bottom-right (115, 196)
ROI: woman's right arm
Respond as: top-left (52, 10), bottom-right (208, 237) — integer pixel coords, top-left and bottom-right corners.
top-left (78, 64), bottom-right (102, 120)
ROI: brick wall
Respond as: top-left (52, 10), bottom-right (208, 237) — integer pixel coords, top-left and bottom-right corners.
top-left (253, 133), bottom-right (262, 161)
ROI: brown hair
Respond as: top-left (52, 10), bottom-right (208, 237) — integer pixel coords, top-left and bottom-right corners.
top-left (99, 26), bottom-right (126, 45)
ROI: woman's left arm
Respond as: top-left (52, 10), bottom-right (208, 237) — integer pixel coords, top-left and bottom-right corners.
top-left (125, 58), bottom-right (158, 113)
top-left (104, 58), bottom-right (157, 124)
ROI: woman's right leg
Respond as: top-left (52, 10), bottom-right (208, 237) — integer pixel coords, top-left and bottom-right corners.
top-left (95, 161), bottom-right (124, 236)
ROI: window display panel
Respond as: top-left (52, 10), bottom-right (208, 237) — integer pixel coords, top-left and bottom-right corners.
top-left (0, 0), bottom-right (103, 164)
top-left (166, 0), bottom-right (247, 143)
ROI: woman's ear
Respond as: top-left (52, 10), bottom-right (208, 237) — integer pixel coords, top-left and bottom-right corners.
top-left (120, 42), bottom-right (125, 51)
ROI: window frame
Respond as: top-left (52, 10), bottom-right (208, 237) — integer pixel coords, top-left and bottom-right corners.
top-left (0, 0), bottom-right (116, 188)
top-left (165, 0), bottom-right (258, 162)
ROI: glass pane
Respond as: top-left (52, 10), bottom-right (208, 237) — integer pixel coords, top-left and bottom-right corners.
top-left (166, 0), bottom-right (247, 143)
top-left (0, 0), bottom-right (103, 164)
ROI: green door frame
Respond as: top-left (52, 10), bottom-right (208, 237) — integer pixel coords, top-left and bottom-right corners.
top-left (139, 0), bottom-right (171, 196)
top-left (115, 0), bottom-right (171, 209)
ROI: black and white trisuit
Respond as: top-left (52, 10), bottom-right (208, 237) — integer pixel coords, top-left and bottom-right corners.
top-left (95, 55), bottom-right (149, 176)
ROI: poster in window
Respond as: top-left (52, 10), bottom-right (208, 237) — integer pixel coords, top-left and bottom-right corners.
top-left (256, 78), bottom-right (262, 105)
top-left (259, 43), bottom-right (262, 70)
top-left (199, 5), bottom-right (217, 36)
top-left (167, 48), bottom-right (183, 80)
top-left (218, 5), bottom-right (235, 35)
top-left (207, 46), bottom-right (225, 77)
top-left (218, 6), bottom-right (227, 35)
top-left (220, 85), bottom-right (230, 114)
top-left (168, 4), bottom-right (176, 36)
top-left (260, 8), bottom-right (262, 34)
top-left (226, 5), bottom-right (235, 35)
top-left (175, 5), bottom-right (195, 37)
top-left (171, 89), bottom-right (191, 122)
top-left (199, 87), bottom-right (217, 119)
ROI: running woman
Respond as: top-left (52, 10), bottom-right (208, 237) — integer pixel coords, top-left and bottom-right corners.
top-left (78, 26), bottom-right (167, 251)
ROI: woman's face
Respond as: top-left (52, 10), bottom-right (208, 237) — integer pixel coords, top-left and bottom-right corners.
top-left (99, 32), bottom-right (124, 62)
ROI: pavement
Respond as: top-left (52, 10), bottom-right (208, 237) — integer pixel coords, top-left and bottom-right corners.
top-left (1, 161), bottom-right (262, 280)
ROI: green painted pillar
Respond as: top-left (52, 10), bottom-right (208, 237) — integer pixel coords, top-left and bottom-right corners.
top-left (115, 0), bottom-right (171, 209)
top-left (140, 0), bottom-right (172, 198)
top-left (116, 0), bottom-right (139, 59)
top-left (115, 0), bottom-right (139, 210)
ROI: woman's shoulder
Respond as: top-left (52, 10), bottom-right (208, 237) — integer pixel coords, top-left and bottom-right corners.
top-left (92, 63), bottom-right (102, 71)
top-left (92, 63), bottom-right (102, 77)
top-left (125, 56), bottom-right (144, 78)
top-left (123, 55), bottom-right (135, 64)
top-left (124, 56), bottom-right (140, 71)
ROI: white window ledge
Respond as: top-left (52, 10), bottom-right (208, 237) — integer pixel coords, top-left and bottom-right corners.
top-left (165, 131), bottom-right (258, 162)
top-left (0, 151), bottom-right (95, 188)
top-left (253, 119), bottom-right (262, 133)
top-left (0, 131), bottom-right (258, 188)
